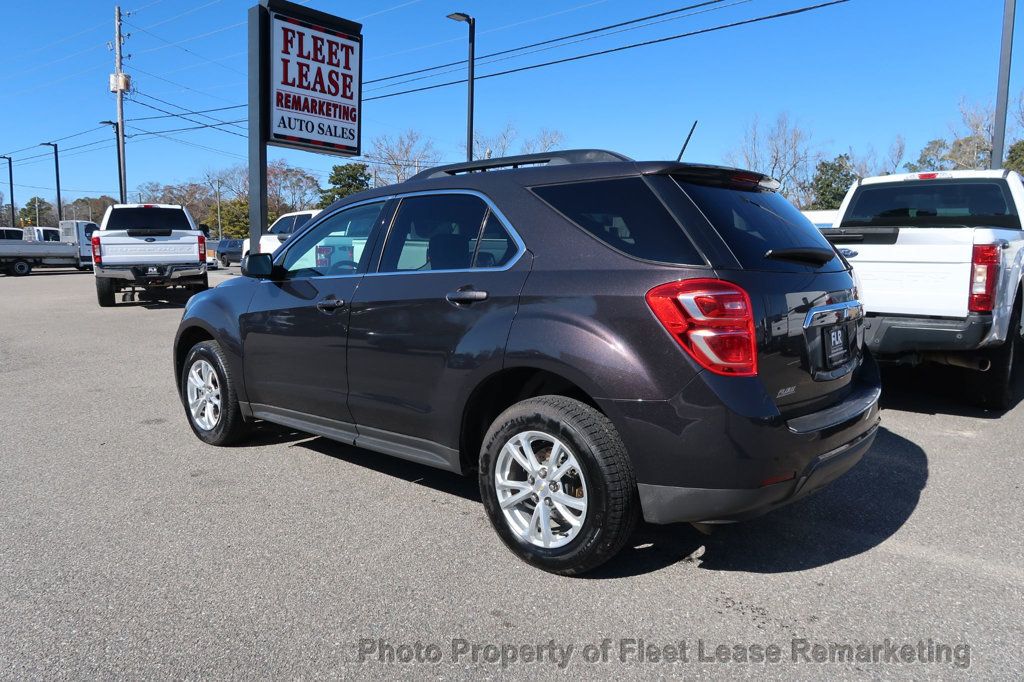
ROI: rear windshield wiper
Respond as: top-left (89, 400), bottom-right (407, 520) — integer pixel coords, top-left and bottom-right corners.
top-left (763, 247), bottom-right (834, 266)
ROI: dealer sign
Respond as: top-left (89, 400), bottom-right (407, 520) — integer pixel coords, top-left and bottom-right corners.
top-left (265, 1), bottom-right (362, 156)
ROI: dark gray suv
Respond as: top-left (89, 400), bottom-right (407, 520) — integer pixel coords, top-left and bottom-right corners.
top-left (174, 150), bottom-right (881, 575)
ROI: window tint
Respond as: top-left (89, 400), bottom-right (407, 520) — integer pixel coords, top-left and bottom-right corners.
top-left (473, 212), bottom-right (518, 267)
top-left (268, 215), bottom-right (295, 235)
top-left (84, 224), bottom-right (98, 238)
top-left (676, 179), bottom-right (843, 272)
top-left (293, 213), bottom-right (313, 231)
top-left (43, 229), bottom-right (60, 242)
top-left (105, 207), bottom-right (191, 232)
top-left (532, 178), bottom-right (702, 265)
top-left (840, 179), bottom-right (1021, 228)
top-left (379, 194), bottom-right (488, 272)
top-left (281, 202), bottom-right (384, 277)
top-left (0, 229), bottom-right (20, 239)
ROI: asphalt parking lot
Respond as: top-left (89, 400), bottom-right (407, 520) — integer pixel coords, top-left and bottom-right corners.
top-left (1, 268), bottom-right (1022, 678)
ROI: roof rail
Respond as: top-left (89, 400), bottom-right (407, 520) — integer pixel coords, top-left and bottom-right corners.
top-left (407, 149), bottom-right (633, 182)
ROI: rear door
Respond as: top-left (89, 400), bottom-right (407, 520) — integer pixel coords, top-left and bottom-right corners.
top-left (827, 177), bottom-right (1020, 317)
top-left (346, 191), bottom-right (530, 451)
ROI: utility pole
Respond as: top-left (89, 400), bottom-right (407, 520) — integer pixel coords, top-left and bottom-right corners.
top-left (992, 0), bottom-right (1016, 168)
top-left (0, 155), bottom-right (13, 228)
top-left (214, 177), bottom-right (223, 239)
top-left (112, 6), bottom-right (129, 198)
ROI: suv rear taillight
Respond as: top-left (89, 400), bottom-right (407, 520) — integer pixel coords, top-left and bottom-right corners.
top-left (198, 234), bottom-right (206, 262)
top-left (91, 235), bottom-right (101, 265)
top-left (969, 244), bottom-right (999, 313)
top-left (646, 279), bottom-right (758, 377)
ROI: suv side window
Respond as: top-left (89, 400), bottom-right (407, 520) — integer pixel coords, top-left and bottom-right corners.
top-left (378, 194), bottom-right (489, 272)
top-left (280, 202), bottom-right (385, 278)
top-left (532, 177), bottom-right (703, 265)
top-left (293, 213), bottom-right (313, 231)
top-left (268, 215), bottom-right (295, 235)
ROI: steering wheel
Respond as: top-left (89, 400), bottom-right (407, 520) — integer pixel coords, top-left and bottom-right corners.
top-left (326, 260), bottom-right (359, 276)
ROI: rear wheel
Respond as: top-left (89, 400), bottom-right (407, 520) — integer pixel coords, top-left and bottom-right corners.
top-left (221, 255), bottom-right (231, 268)
top-left (180, 340), bottom-right (250, 445)
top-left (969, 299), bottom-right (1022, 409)
top-left (10, 259), bottom-right (32, 277)
top-left (192, 274), bottom-right (209, 293)
top-left (479, 396), bottom-right (638, 576)
top-left (95, 277), bottom-right (116, 307)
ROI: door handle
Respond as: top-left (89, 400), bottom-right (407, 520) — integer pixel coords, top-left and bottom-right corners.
top-left (446, 288), bottom-right (488, 305)
top-left (316, 297), bottom-right (345, 313)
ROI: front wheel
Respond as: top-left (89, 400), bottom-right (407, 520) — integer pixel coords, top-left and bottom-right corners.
top-left (479, 396), bottom-right (638, 576)
top-left (221, 255), bottom-right (231, 268)
top-left (180, 340), bottom-right (250, 445)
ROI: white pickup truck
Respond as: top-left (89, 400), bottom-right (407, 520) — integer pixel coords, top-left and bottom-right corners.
top-left (92, 203), bottom-right (208, 307)
top-left (826, 169), bottom-right (1024, 407)
top-left (0, 223), bottom-right (96, 276)
top-left (241, 209), bottom-right (319, 258)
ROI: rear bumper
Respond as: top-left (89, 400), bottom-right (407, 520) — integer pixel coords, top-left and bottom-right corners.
top-left (95, 263), bottom-right (206, 283)
top-left (864, 313), bottom-right (990, 356)
top-left (637, 423), bottom-right (878, 524)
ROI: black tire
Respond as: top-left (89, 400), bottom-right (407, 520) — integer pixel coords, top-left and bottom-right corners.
top-left (95, 277), bottom-right (116, 307)
top-left (10, 259), bottom-right (32, 277)
top-left (180, 340), bottom-right (251, 445)
top-left (192, 274), bottom-right (209, 293)
top-left (221, 255), bottom-right (231, 268)
top-left (969, 298), bottom-right (1022, 409)
top-left (479, 395), bottom-right (638, 576)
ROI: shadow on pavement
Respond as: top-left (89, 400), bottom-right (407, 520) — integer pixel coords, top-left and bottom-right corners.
top-left (293, 425), bottom-right (926, 579)
top-left (112, 289), bottom-right (195, 309)
top-left (589, 427), bottom-right (927, 578)
top-left (879, 364), bottom-right (1022, 418)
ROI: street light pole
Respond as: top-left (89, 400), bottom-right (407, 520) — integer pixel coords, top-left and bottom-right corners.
top-left (100, 120), bottom-right (126, 203)
top-left (992, 0), bottom-right (1017, 168)
top-left (40, 142), bottom-right (62, 222)
top-left (447, 12), bottom-right (475, 161)
top-left (0, 155), bottom-right (14, 228)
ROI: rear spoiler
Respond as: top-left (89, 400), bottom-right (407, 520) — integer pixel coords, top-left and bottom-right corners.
top-left (639, 162), bottom-right (781, 191)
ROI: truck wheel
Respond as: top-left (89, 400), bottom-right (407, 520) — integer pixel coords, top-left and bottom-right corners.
top-left (969, 301), bottom-right (1022, 410)
top-left (95, 278), bottom-right (117, 307)
top-left (10, 259), bottom-right (32, 277)
top-left (193, 274), bottom-right (209, 292)
top-left (180, 340), bottom-right (251, 445)
top-left (479, 396), bottom-right (638, 576)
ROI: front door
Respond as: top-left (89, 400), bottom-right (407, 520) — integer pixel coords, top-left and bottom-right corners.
top-left (347, 192), bottom-right (530, 451)
top-left (241, 200), bottom-right (388, 428)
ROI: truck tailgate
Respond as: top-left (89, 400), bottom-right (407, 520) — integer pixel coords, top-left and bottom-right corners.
top-left (98, 230), bottom-right (200, 266)
top-left (833, 227), bottom-right (974, 317)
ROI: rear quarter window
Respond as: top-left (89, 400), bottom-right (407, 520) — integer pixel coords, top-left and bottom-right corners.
top-left (531, 177), bottom-right (704, 265)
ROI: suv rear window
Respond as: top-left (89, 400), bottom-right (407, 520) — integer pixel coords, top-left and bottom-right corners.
top-left (532, 178), bottom-right (703, 265)
top-left (105, 207), bottom-right (191, 232)
top-left (675, 178), bottom-right (843, 272)
top-left (840, 179), bottom-right (1021, 228)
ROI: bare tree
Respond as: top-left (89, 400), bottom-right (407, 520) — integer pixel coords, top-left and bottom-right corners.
top-left (728, 113), bottom-right (818, 206)
top-left (468, 123), bottom-right (518, 160)
top-left (884, 135), bottom-right (906, 174)
top-left (520, 128), bottom-right (566, 154)
top-left (948, 99), bottom-right (994, 169)
top-left (370, 129), bottom-right (440, 185)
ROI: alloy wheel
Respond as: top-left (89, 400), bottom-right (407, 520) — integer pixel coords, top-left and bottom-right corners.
top-left (186, 359), bottom-right (222, 431)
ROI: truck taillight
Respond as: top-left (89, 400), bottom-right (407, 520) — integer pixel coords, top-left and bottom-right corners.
top-left (198, 234), bottom-right (206, 262)
top-left (968, 244), bottom-right (1000, 313)
top-left (91, 235), bottom-right (101, 265)
top-left (646, 279), bottom-right (758, 377)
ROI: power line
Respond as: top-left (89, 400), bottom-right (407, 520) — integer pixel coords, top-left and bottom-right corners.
top-left (125, 103), bottom-right (247, 122)
top-left (129, 94), bottom-right (247, 137)
top-left (125, 18), bottom-right (246, 76)
top-left (365, 0), bottom-right (849, 102)
top-left (366, 0), bottom-right (728, 85)
top-left (364, 0), bottom-right (751, 94)
top-left (130, 119), bottom-right (248, 137)
top-left (126, 66), bottom-right (239, 104)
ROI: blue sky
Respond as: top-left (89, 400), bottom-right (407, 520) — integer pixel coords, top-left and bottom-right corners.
top-left (0, 0), bottom-right (1018, 204)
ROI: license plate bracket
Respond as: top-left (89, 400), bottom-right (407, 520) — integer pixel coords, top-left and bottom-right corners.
top-left (824, 325), bottom-right (850, 368)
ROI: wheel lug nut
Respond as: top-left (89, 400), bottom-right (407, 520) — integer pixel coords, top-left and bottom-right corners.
top-left (528, 476), bottom-right (535, 484)
top-left (544, 497), bottom-right (553, 506)
top-left (538, 467), bottom-right (548, 478)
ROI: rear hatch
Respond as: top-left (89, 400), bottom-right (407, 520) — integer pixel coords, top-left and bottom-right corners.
top-left (823, 176), bottom-right (1020, 317)
top-left (99, 207), bottom-right (201, 266)
top-left (673, 175), bottom-right (865, 415)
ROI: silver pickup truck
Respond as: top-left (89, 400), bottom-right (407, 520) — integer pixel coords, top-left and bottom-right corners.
top-left (92, 204), bottom-right (208, 307)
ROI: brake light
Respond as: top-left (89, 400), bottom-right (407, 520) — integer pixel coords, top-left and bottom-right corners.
top-left (91, 235), bottom-right (101, 265)
top-left (646, 279), bottom-right (758, 376)
top-left (969, 244), bottom-right (1000, 313)
top-left (198, 234), bottom-right (206, 262)
top-left (918, 172), bottom-right (938, 180)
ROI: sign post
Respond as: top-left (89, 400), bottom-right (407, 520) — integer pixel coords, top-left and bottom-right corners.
top-left (247, 0), bottom-right (363, 254)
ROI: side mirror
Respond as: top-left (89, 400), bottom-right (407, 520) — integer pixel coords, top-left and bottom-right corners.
top-left (277, 233), bottom-right (289, 242)
top-left (241, 252), bottom-right (274, 279)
